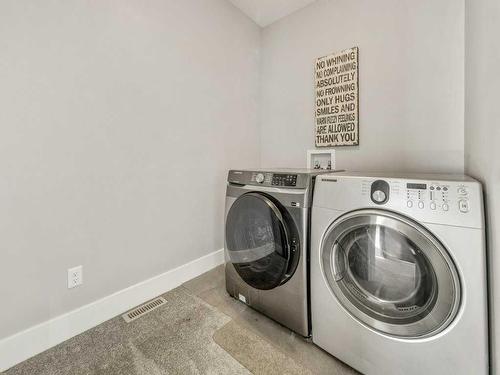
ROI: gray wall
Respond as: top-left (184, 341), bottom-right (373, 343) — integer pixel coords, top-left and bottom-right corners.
top-left (465, 0), bottom-right (500, 372)
top-left (0, 0), bottom-right (260, 339)
top-left (259, 0), bottom-right (465, 173)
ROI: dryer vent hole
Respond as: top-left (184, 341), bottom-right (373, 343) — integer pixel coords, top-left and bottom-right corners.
top-left (397, 305), bottom-right (418, 312)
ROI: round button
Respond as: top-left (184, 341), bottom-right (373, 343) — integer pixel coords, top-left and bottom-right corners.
top-left (442, 203), bottom-right (449, 211)
top-left (372, 190), bottom-right (386, 203)
top-left (430, 202), bottom-right (436, 210)
top-left (255, 173), bottom-right (265, 183)
top-left (418, 201), bottom-right (424, 209)
top-left (407, 200), bottom-right (413, 208)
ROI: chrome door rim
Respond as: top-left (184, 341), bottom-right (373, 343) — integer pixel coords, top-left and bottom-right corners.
top-left (320, 209), bottom-right (461, 338)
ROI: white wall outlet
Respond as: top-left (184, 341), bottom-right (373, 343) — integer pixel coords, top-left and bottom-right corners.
top-left (67, 265), bottom-right (83, 289)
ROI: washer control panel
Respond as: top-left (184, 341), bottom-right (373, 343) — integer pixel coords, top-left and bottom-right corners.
top-left (271, 173), bottom-right (298, 187)
top-left (249, 172), bottom-right (298, 186)
top-left (228, 170), bottom-right (331, 190)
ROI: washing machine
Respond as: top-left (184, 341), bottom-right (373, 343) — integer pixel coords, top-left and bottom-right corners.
top-left (310, 172), bottom-right (488, 374)
top-left (224, 168), bottom-right (337, 336)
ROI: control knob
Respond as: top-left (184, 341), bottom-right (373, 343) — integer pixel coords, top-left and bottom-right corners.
top-left (370, 180), bottom-right (390, 205)
top-left (372, 190), bottom-right (387, 204)
top-left (255, 173), bottom-right (265, 183)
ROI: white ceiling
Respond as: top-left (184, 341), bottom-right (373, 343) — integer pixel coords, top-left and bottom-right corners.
top-left (228, 0), bottom-right (317, 27)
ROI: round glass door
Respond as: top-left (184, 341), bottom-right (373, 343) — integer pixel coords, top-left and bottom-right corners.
top-left (225, 193), bottom-right (293, 290)
top-left (321, 209), bottom-right (461, 338)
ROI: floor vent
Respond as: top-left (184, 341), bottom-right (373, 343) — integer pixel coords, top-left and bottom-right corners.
top-left (122, 297), bottom-right (166, 323)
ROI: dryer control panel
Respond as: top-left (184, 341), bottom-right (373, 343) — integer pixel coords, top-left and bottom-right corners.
top-left (313, 173), bottom-right (484, 229)
top-left (403, 181), bottom-right (471, 214)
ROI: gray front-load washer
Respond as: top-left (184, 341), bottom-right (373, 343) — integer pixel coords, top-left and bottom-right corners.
top-left (224, 168), bottom-right (338, 336)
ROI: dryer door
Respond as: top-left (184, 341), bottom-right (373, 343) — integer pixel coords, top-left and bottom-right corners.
top-left (225, 192), bottom-right (297, 290)
top-left (321, 209), bottom-right (461, 338)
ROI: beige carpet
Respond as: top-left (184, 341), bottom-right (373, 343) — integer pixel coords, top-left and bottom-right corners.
top-left (4, 266), bottom-right (357, 375)
top-left (4, 288), bottom-right (250, 375)
top-left (213, 321), bottom-right (312, 375)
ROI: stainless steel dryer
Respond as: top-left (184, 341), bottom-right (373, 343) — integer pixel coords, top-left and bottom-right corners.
top-left (224, 168), bottom-right (336, 336)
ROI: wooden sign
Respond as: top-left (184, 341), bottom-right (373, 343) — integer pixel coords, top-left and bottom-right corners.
top-left (315, 47), bottom-right (359, 147)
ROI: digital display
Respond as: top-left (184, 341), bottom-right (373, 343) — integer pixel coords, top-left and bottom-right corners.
top-left (407, 183), bottom-right (427, 190)
top-left (272, 174), bottom-right (297, 187)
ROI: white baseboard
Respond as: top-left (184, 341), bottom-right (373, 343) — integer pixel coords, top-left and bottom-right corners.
top-left (0, 248), bottom-right (225, 372)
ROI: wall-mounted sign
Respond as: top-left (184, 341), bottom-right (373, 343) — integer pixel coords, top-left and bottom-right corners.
top-left (315, 47), bottom-right (359, 147)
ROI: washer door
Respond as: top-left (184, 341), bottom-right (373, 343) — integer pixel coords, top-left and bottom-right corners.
top-left (321, 209), bottom-right (461, 338)
top-left (225, 192), bottom-right (297, 290)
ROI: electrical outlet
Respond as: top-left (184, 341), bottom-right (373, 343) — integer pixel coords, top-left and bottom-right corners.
top-left (68, 265), bottom-right (83, 289)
